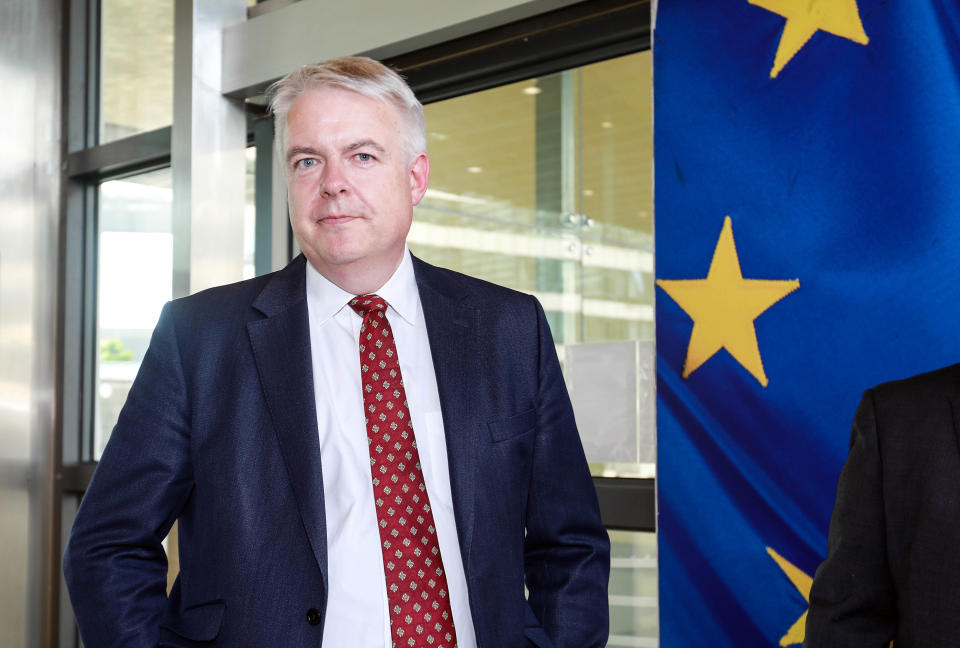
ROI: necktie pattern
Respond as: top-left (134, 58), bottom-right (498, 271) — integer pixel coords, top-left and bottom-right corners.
top-left (348, 295), bottom-right (458, 648)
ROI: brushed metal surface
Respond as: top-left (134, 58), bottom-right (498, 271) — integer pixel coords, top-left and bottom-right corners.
top-left (0, 0), bottom-right (61, 644)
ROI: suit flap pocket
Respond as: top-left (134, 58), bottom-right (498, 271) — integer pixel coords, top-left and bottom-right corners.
top-left (523, 603), bottom-right (557, 648)
top-left (160, 599), bottom-right (226, 641)
top-left (487, 408), bottom-right (537, 443)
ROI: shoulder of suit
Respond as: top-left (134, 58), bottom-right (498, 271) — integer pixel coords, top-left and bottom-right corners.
top-left (163, 258), bottom-right (300, 328)
top-left (412, 255), bottom-right (538, 307)
top-left (869, 362), bottom-right (960, 407)
top-left (172, 273), bottom-right (275, 312)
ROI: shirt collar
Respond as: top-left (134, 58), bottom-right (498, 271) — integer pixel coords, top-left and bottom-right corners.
top-left (374, 249), bottom-right (419, 326)
top-left (305, 248), bottom-right (419, 326)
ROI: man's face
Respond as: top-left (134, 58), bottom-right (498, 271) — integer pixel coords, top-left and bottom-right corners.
top-left (284, 86), bottom-right (429, 290)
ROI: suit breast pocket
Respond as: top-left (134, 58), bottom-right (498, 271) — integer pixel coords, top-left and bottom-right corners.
top-left (487, 408), bottom-right (537, 443)
top-left (486, 408), bottom-right (538, 489)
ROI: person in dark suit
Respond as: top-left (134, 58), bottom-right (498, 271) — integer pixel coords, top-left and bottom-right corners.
top-left (63, 57), bottom-right (609, 648)
top-left (805, 363), bottom-right (960, 647)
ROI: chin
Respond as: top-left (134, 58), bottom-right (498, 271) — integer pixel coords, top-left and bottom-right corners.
top-left (312, 246), bottom-right (371, 269)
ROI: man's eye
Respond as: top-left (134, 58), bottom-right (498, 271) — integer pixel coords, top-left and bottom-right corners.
top-left (296, 158), bottom-right (317, 169)
top-left (355, 153), bottom-right (374, 163)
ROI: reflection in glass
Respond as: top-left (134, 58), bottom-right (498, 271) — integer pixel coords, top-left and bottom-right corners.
top-left (566, 340), bottom-right (655, 478)
top-left (95, 168), bottom-right (173, 458)
top-left (100, 0), bottom-right (174, 143)
top-left (608, 530), bottom-right (658, 647)
top-left (411, 52), bottom-right (652, 479)
top-left (245, 146), bottom-right (257, 279)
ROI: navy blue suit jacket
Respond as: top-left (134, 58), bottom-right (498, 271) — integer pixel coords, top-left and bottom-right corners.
top-left (64, 255), bottom-right (610, 648)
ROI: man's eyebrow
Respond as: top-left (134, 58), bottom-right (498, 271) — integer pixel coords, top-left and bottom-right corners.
top-left (345, 139), bottom-right (386, 154)
top-left (286, 146), bottom-right (321, 164)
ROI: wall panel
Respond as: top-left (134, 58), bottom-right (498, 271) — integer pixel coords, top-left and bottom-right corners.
top-left (0, 0), bottom-right (61, 644)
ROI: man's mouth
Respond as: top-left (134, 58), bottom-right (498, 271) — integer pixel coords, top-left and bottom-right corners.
top-left (318, 214), bottom-right (358, 224)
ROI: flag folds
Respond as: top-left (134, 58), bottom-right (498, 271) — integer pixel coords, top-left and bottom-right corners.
top-left (654, 1), bottom-right (960, 645)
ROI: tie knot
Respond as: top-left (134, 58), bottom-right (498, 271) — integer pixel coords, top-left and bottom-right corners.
top-left (349, 294), bottom-right (388, 317)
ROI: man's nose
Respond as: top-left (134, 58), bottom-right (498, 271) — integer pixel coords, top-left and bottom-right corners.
top-left (320, 160), bottom-right (347, 198)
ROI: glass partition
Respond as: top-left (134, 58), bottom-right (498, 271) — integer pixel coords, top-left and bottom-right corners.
top-left (609, 530), bottom-right (658, 647)
top-left (94, 147), bottom-right (258, 458)
top-left (244, 145), bottom-right (257, 279)
top-left (411, 51), bottom-right (653, 479)
top-left (95, 168), bottom-right (173, 458)
top-left (100, 0), bottom-right (174, 143)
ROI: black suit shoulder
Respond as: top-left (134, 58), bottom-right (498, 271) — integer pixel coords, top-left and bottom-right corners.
top-left (805, 363), bottom-right (960, 647)
top-left (865, 363), bottom-right (960, 438)
top-left (870, 362), bottom-right (960, 401)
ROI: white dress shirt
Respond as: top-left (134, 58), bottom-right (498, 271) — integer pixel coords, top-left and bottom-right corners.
top-left (305, 250), bottom-right (477, 648)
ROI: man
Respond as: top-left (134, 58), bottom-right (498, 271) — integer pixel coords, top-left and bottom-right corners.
top-left (63, 57), bottom-right (609, 648)
top-left (805, 363), bottom-right (960, 647)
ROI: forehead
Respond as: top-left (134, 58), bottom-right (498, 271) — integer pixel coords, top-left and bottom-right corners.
top-left (284, 86), bottom-right (400, 144)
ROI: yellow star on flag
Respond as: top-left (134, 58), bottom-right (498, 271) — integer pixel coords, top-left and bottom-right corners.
top-left (766, 547), bottom-right (812, 646)
top-left (749, 0), bottom-right (869, 78)
top-left (656, 216), bottom-right (799, 387)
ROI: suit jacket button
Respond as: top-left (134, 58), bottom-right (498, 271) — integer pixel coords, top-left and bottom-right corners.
top-left (306, 608), bottom-right (322, 626)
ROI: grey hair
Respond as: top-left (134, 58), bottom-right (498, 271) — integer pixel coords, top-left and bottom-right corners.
top-left (266, 56), bottom-right (426, 164)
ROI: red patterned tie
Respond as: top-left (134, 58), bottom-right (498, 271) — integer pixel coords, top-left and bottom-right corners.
top-left (349, 295), bottom-right (458, 648)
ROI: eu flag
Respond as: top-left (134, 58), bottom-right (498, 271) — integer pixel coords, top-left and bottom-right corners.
top-left (654, 1), bottom-right (960, 645)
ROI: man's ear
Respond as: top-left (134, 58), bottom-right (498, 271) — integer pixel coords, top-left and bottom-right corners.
top-left (409, 152), bottom-right (430, 205)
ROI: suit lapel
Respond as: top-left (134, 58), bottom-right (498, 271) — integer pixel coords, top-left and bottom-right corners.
top-left (245, 255), bottom-right (480, 590)
top-left (247, 256), bottom-right (329, 591)
top-left (413, 257), bottom-right (481, 573)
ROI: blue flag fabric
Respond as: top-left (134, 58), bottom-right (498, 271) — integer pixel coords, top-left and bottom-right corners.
top-left (654, 1), bottom-right (960, 646)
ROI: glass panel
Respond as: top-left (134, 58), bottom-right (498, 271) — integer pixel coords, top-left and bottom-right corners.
top-left (244, 145), bottom-right (257, 279)
top-left (608, 530), bottom-right (658, 647)
top-left (579, 53), bottom-right (654, 339)
top-left (578, 53), bottom-right (653, 479)
top-left (565, 340), bottom-right (655, 478)
top-left (413, 75), bottom-right (581, 341)
top-left (100, 0), bottom-right (174, 143)
top-left (412, 51), bottom-right (652, 478)
top-left (95, 168), bottom-right (173, 459)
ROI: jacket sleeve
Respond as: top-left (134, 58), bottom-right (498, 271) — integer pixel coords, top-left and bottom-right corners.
top-left (63, 302), bottom-right (194, 648)
top-left (523, 296), bottom-right (611, 648)
top-left (804, 389), bottom-right (897, 647)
